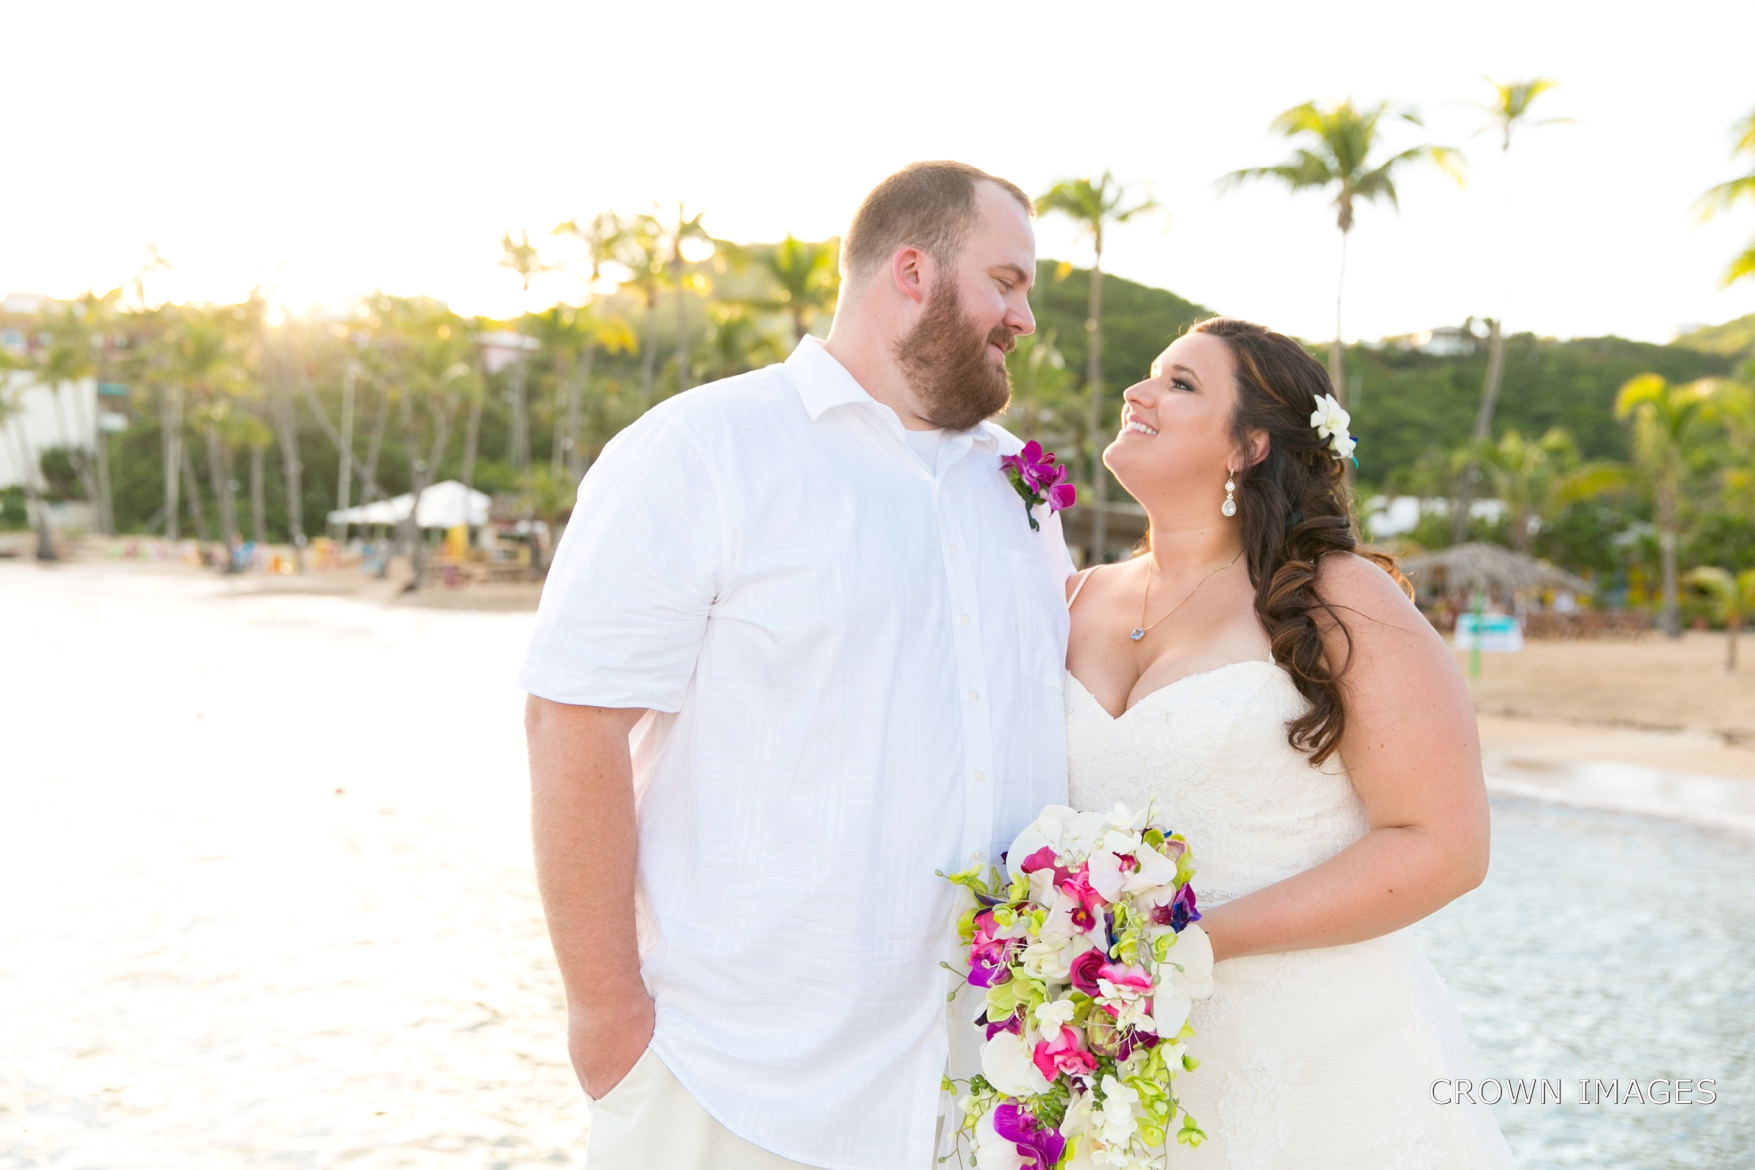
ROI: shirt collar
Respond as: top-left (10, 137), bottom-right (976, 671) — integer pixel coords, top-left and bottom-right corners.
top-left (785, 335), bottom-right (1004, 452)
top-left (786, 336), bottom-right (873, 422)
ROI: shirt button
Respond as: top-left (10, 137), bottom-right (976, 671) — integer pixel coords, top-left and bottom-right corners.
top-left (968, 689), bottom-right (979, 702)
top-left (974, 770), bottom-right (985, 783)
top-left (960, 614), bottom-right (970, 626)
top-left (949, 543), bottom-right (959, 555)
top-left (972, 849), bottom-right (984, 862)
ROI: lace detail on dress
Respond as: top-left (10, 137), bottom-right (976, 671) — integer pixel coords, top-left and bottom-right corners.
top-left (1064, 664), bottom-right (1513, 1170)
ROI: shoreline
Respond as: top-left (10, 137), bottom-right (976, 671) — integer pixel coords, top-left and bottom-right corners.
top-left (8, 552), bottom-right (1753, 837)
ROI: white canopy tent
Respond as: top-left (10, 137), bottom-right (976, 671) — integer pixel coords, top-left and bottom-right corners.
top-left (326, 480), bottom-right (490, 529)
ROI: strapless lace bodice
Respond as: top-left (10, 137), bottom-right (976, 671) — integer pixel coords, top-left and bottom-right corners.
top-left (1065, 661), bottom-right (1369, 905)
top-left (1064, 661), bottom-right (1513, 1170)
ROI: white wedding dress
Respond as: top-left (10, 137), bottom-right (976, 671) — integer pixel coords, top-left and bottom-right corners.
top-left (1064, 661), bottom-right (1513, 1170)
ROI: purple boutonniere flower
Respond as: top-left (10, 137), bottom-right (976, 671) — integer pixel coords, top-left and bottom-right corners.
top-left (1000, 441), bottom-right (1076, 532)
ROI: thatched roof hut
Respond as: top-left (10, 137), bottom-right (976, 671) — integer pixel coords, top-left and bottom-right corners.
top-left (1398, 542), bottom-right (1592, 598)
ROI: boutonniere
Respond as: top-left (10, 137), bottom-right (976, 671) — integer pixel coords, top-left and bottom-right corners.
top-left (1000, 441), bottom-right (1077, 532)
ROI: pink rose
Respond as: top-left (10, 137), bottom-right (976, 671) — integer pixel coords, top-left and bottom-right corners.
top-left (1068, 948), bottom-right (1107, 996)
top-left (1031, 1024), bottom-right (1097, 1081)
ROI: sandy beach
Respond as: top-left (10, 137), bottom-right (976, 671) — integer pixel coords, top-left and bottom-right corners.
top-left (4, 552), bottom-right (1751, 1168)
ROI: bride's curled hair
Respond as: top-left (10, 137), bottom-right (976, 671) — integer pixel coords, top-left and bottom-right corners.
top-left (1189, 317), bottom-right (1402, 766)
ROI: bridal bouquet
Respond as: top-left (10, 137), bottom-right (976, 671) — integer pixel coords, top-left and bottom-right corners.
top-left (941, 803), bottom-right (1212, 1169)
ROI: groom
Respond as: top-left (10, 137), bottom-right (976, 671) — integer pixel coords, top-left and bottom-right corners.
top-left (521, 161), bottom-right (1075, 1170)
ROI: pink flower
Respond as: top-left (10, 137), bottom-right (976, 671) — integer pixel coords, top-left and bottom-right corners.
top-left (1068, 948), bottom-right (1107, 996)
top-left (1059, 867), bottom-right (1106, 933)
top-left (1098, 962), bottom-right (1154, 996)
top-left (1031, 1024), bottom-right (1097, 1080)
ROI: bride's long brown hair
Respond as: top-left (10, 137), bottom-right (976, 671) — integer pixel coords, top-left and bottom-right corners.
top-left (1188, 317), bottom-right (1405, 766)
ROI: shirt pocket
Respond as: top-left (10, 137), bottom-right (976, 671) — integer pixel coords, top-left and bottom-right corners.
top-left (1008, 550), bottom-right (1069, 688)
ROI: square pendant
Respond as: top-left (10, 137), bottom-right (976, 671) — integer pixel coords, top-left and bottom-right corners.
top-left (1129, 628), bottom-right (1145, 641)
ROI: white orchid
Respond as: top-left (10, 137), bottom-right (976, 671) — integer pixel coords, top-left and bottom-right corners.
top-left (1096, 1075), bottom-right (1140, 1144)
top-left (1309, 393), bottom-right (1356, 460)
top-left (974, 1109), bottom-right (1029, 1170)
top-left (981, 1029), bottom-right (1052, 1097)
top-left (1160, 921), bottom-right (1215, 998)
top-left (1035, 997), bottom-right (1077, 1031)
top-left (1087, 838), bottom-right (1179, 901)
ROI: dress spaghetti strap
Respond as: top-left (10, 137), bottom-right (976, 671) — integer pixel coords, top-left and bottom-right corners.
top-left (1065, 566), bottom-right (1099, 611)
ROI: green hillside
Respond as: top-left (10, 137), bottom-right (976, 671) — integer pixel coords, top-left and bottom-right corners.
top-left (1024, 264), bottom-right (1740, 485)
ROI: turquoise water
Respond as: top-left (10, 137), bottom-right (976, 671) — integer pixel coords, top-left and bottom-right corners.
top-left (1416, 798), bottom-right (1754, 1168)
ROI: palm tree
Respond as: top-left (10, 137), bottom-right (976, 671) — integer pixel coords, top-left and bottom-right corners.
top-left (1699, 107), bottom-right (1755, 285)
top-left (524, 303), bottom-right (636, 483)
top-left (33, 297), bottom-right (117, 534)
top-left (747, 235), bottom-right (840, 344)
top-left (696, 303), bottom-right (785, 383)
top-left (1453, 427), bottom-right (1622, 553)
top-left (1684, 565), bottom-right (1755, 671)
top-left (1035, 172), bottom-right (1160, 563)
top-left (616, 214), bottom-right (665, 404)
top-left (655, 204), bottom-right (714, 394)
top-left (383, 299), bottom-right (476, 588)
top-left (164, 308), bottom-right (247, 558)
top-left (499, 230), bottom-right (555, 296)
top-left (1615, 374), bottom-right (1726, 637)
top-left (1221, 99), bottom-right (1463, 402)
top-left (1453, 78), bottom-right (1572, 542)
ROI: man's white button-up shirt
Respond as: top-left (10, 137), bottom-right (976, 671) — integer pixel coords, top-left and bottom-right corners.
top-left (519, 337), bottom-right (1073, 1170)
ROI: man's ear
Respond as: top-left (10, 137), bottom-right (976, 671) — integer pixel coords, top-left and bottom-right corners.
top-left (1239, 429), bottom-right (1270, 470)
top-left (891, 246), bottom-right (930, 306)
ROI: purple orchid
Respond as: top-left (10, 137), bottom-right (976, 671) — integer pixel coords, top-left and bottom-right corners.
top-left (1000, 441), bottom-right (1077, 532)
top-left (1171, 883), bottom-right (1201, 932)
top-left (992, 1104), bottom-right (1067, 1170)
top-left (983, 1009), bottom-right (1023, 1041)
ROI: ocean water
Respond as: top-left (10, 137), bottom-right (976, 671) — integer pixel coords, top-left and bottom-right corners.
top-left (3, 564), bottom-right (1749, 1167)
top-left (1416, 798), bottom-right (1754, 1168)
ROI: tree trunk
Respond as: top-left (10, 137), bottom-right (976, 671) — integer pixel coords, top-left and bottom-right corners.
top-left (1085, 260), bottom-right (1108, 564)
top-left (297, 364), bottom-right (388, 507)
top-left (206, 426), bottom-right (238, 570)
top-left (336, 363), bottom-right (356, 543)
top-left (509, 359), bottom-right (529, 472)
top-left (564, 346), bottom-right (594, 484)
top-left (1729, 615), bottom-right (1740, 672)
top-left (180, 446), bottom-right (209, 542)
top-left (638, 294), bottom-right (659, 404)
top-left (1659, 482), bottom-right (1680, 639)
top-left (461, 396), bottom-right (482, 493)
top-left (1453, 318), bottom-right (1506, 545)
top-left (271, 387), bottom-right (305, 569)
top-left (161, 386), bottom-right (183, 541)
top-left (361, 386), bottom-right (389, 502)
top-left (394, 393), bottom-right (457, 590)
top-left (1330, 228), bottom-right (1350, 404)
top-left (675, 270), bottom-right (691, 393)
top-left (250, 443), bottom-right (266, 545)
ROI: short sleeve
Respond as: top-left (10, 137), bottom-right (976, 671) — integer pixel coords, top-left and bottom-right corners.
top-left (517, 408), bottom-right (724, 711)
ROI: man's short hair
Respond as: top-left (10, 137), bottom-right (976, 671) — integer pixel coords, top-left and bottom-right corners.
top-left (840, 161), bottom-right (1033, 282)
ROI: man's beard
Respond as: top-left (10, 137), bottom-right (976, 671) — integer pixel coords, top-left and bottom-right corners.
top-left (891, 280), bottom-right (1014, 431)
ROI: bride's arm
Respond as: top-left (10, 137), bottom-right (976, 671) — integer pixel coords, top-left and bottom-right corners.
top-left (1197, 553), bottom-right (1491, 964)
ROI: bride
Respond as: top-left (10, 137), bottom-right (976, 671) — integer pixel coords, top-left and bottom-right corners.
top-left (1062, 318), bottom-right (1512, 1168)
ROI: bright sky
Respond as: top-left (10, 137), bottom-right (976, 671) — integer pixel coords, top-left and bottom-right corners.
top-left (7, 0), bottom-right (1755, 346)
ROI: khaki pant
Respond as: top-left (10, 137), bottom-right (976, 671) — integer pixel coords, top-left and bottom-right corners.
top-left (583, 1048), bottom-right (825, 1170)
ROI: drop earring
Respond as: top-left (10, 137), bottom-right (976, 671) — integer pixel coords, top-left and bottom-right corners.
top-left (1222, 471), bottom-right (1237, 517)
